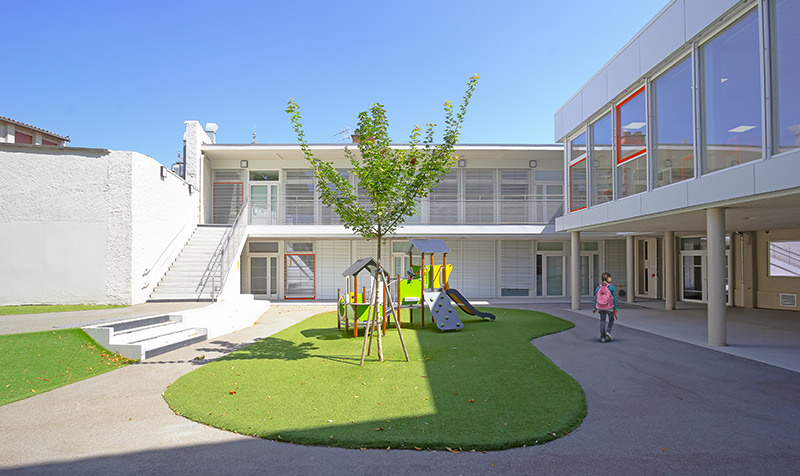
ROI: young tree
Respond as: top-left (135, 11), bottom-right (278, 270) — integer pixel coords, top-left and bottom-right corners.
top-left (286, 74), bottom-right (478, 270)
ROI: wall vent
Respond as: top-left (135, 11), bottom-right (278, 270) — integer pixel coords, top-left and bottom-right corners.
top-left (779, 293), bottom-right (797, 308)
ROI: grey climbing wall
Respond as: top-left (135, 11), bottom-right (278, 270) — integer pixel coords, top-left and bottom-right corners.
top-left (423, 290), bottom-right (464, 331)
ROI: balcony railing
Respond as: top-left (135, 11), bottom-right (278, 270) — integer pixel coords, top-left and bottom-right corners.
top-left (249, 195), bottom-right (564, 226)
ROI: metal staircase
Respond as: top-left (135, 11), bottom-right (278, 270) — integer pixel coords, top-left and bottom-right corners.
top-left (148, 225), bottom-right (229, 302)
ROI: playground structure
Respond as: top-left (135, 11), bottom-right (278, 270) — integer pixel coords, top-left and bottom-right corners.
top-left (397, 239), bottom-right (495, 331)
top-left (337, 257), bottom-right (409, 365)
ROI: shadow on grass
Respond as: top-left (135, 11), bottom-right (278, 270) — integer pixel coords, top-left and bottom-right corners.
top-left (217, 337), bottom-right (318, 362)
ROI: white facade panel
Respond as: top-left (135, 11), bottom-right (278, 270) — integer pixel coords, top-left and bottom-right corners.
top-left (606, 40), bottom-right (642, 101)
top-left (581, 204), bottom-right (611, 228)
top-left (754, 150), bottom-right (800, 195)
top-left (687, 164), bottom-right (756, 205)
top-left (560, 96), bottom-right (584, 141)
top-left (607, 194), bottom-right (643, 223)
top-left (684, 0), bottom-right (742, 40)
top-left (638, 0), bottom-right (687, 73)
top-left (641, 182), bottom-right (690, 216)
top-left (459, 240), bottom-right (496, 298)
top-left (581, 72), bottom-right (609, 123)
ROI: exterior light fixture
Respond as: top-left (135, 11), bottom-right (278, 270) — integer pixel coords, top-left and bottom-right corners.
top-left (529, 160), bottom-right (537, 168)
top-left (240, 160), bottom-right (249, 168)
top-left (160, 165), bottom-right (167, 179)
top-left (188, 184), bottom-right (193, 195)
top-left (457, 159), bottom-right (466, 167)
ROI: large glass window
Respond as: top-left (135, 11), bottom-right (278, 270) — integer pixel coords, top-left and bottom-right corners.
top-left (771, 0), bottom-right (800, 154)
top-left (701, 9), bottom-right (762, 173)
top-left (653, 56), bottom-right (695, 188)
top-left (568, 132), bottom-right (587, 211)
top-left (616, 87), bottom-right (648, 197)
top-left (590, 112), bottom-right (613, 204)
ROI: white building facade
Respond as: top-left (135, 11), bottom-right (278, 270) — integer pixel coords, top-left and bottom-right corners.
top-left (192, 128), bottom-right (577, 302)
top-left (554, 0), bottom-right (800, 344)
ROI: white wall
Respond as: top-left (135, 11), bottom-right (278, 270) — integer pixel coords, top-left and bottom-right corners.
top-left (0, 144), bottom-right (199, 305)
top-left (129, 152), bottom-right (200, 303)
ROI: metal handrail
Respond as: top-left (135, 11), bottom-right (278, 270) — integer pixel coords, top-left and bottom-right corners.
top-left (200, 197), bottom-right (250, 301)
top-left (250, 195), bottom-right (565, 226)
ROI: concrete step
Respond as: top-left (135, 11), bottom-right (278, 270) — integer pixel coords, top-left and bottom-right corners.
top-left (83, 314), bottom-right (209, 360)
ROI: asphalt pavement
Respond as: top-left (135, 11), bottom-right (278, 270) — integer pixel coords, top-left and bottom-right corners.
top-left (1, 301), bottom-right (798, 475)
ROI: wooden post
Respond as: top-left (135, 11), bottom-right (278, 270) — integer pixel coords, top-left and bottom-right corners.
top-left (420, 252), bottom-right (426, 327)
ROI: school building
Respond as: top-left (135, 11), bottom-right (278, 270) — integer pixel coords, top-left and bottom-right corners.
top-left (555, 0), bottom-right (800, 344)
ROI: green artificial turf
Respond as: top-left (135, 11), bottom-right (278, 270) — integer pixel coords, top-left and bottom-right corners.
top-left (0, 329), bottom-right (134, 406)
top-left (0, 305), bottom-right (126, 316)
top-left (165, 308), bottom-right (586, 451)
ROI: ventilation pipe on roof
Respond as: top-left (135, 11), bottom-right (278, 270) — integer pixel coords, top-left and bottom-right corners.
top-left (204, 123), bottom-right (218, 144)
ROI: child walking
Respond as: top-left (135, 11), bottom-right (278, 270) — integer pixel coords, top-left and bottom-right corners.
top-left (593, 272), bottom-right (618, 343)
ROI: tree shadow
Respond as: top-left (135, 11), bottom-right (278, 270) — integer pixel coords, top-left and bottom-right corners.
top-left (300, 328), bottom-right (349, 340)
top-left (217, 337), bottom-right (317, 362)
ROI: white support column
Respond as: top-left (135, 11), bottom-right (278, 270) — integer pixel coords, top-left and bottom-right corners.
top-left (626, 235), bottom-right (635, 303)
top-left (665, 230), bottom-right (675, 311)
top-left (707, 207), bottom-right (727, 346)
top-left (571, 231), bottom-right (581, 310)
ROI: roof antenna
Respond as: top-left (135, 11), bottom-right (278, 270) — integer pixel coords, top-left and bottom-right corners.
top-left (252, 124), bottom-right (257, 144)
top-left (334, 126), bottom-right (351, 143)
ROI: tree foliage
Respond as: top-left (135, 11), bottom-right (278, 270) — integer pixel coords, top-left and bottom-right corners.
top-left (286, 75), bottom-right (478, 266)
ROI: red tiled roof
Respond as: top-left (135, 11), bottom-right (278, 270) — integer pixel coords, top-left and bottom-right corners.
top-left (0, 115), bottom-right (70, 142)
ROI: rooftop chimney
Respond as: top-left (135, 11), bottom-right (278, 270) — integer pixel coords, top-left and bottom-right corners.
top-left (204, 123), bottom-right (219, 144)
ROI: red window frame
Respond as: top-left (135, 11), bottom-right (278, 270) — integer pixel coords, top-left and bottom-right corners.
top-left (616, 85), bottom-right (647, 165)
top-left (568, 157), bottom-right (588, 212)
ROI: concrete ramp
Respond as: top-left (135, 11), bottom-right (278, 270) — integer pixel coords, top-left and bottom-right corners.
top-left (423, 290), bottom-right (464, 331)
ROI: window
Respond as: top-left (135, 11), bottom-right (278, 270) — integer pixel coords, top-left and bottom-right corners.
top-left (429, 169), bottom-right (458, 224)
top-left (500, 170), bottom-right (529, 223)
top-left (285, 170), bottom-right (315, 224)
top-left (771, 0), bottom-right (800, 154)
top-left (249, 242), bottom-right (279, 253)
top-left (568, 132), bottom-right (587, 211)
top-left (653, 56), bottom-right (695, 187)
top-left (15, 131), bottom-right (33, 144)
top-left (501, 241), bottom-right (532, 296)
top-left (701, 9), bottom-right (762, 173)
top-left (616, 87), bottom-right (648, 197)
top-left (464, 169), bottom-right (495, 224)
top-left (769, 241), bottom-right (800, 277)
top-left (249, 170), bottom-right (279, 181)
top-left (590, 112), bottom-right (613, 204)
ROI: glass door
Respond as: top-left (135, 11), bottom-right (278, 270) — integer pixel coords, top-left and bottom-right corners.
top-left (536, 254), bottom-right (564, 296)
top-left (682, 254), bottom-right (705, 301)
top-left (251, 183), bottom-right (278, 225)
top-left (249, 256), bottom-right (277, 298)
top-left (580, 253), bottom-right (600, 296)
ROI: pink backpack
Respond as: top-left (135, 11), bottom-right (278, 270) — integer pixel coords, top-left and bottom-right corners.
top-left (596, 283), bottom-right (614, 310)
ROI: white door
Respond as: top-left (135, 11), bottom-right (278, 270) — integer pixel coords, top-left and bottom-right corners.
top-left (250, 256), bottom-right (278, 298)
top-left (251, 184), bottom-right (279, 225)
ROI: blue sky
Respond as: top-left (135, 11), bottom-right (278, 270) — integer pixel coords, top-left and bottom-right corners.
top-left (5, 0), bottom-right (667, 167)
